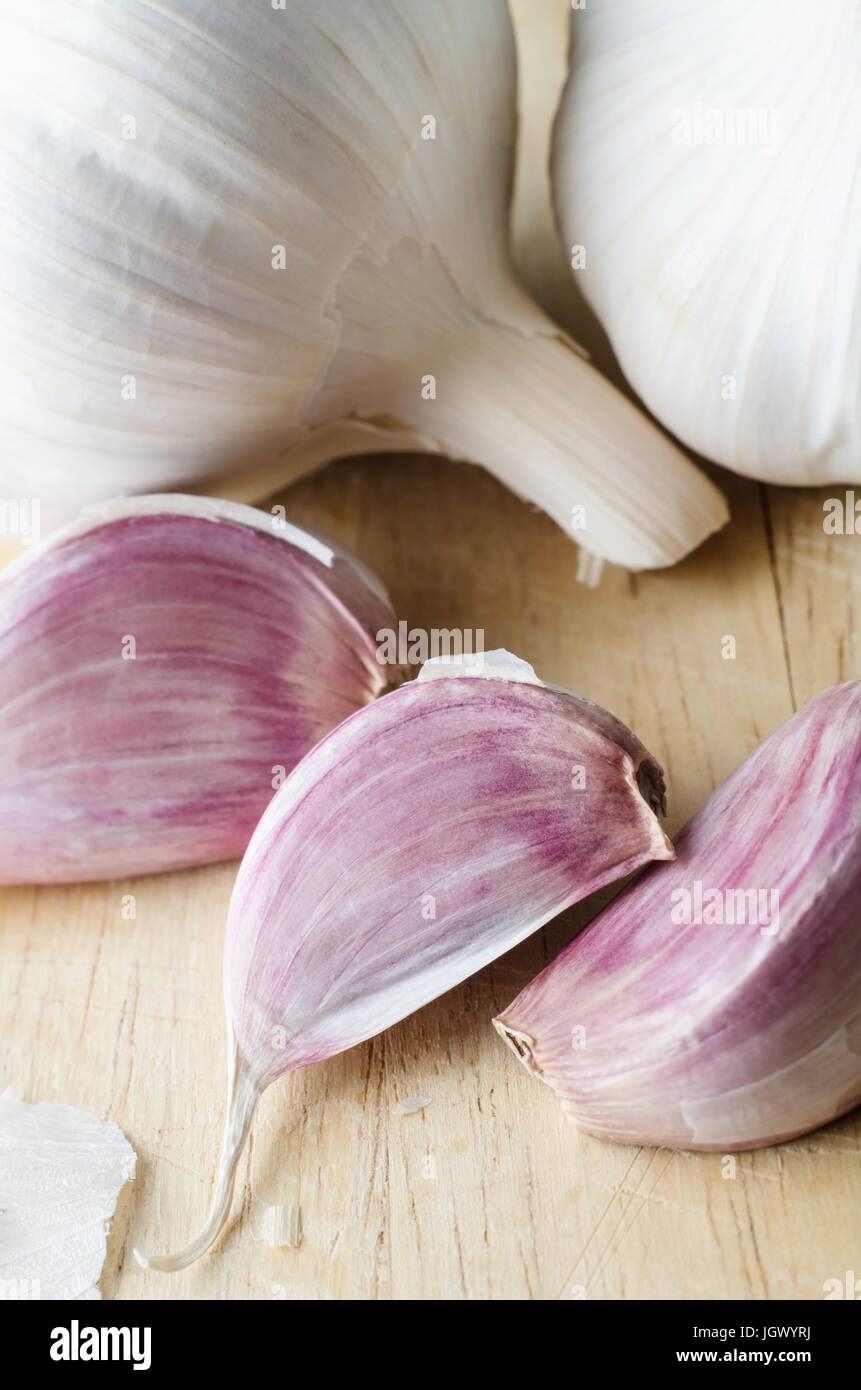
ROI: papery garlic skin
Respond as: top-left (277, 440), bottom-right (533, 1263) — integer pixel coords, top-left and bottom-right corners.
top-left (553, 1), bottom-right (861, 484)
top-left (0, 0), bottom-right (727, 567)
top-left (0, 1088), bottom-right (135, 1301)
top-left (0, 495), bottom-right (398, 883)
top-left (136, 650), bottom-right (672, 1270)
top-left (496, 683), bottom-right (861, 1151)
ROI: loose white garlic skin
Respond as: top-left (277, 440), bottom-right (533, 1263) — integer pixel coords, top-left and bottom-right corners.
top-left (553, 0), bottom-right (861, 484)
top-left (0, 1089), bottom-right (136, 1300)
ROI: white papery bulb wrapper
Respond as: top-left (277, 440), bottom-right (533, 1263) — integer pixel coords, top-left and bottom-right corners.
top-left (553, 0), bottom-right (861, 484)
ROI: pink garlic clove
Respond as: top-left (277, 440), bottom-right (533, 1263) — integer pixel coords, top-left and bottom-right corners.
top-left (495, 682), bottom-right (861, 1152)
top-left (0, 494), bottom-right (400, 883)
top-left (135, 650), bottom-right (672, 1270)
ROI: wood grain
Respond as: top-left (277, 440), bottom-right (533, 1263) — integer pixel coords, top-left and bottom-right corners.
top-left (1, 0), bottom-right (858, 1301)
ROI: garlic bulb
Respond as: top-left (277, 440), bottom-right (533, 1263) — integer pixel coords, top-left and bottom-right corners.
top-left (136, 650), bottom-right (672, 1270)
top-left (0, 494), bottom-right (399, 882)
top-left (0, 0), bottom-right (727, 568)
top-left (496, 683), bottom-right (861, 1151)
top-left (553, 1), bottom-right (861, 484)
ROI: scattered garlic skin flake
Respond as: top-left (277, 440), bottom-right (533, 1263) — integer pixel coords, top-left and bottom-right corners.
top-left (136, 650), bottom-right (673, 1271)
top-left (0, 0), bottom-right (727, 568)
top-left (0, 1089), bottom-right (135, 1300)
top-left (393, 1096), bottom-right (432, 1115)
top-left (496, 683), bottom-right (861, 1152)
top-left (0, 495), bottom-right (401, 883)
top-left (261, 1205), bottom-right (301, 1249)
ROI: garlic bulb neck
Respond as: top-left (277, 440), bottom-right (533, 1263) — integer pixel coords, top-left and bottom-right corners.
top-left (303, 239), bottom-right (727, 570)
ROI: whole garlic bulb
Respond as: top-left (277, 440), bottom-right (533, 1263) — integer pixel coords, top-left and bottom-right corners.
top-left (0, 0), bottom-right (726, 568)
top-left (553, 0), bottom-right (861, 484)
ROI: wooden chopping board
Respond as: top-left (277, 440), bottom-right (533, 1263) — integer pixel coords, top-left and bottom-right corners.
top-left (1, 0), bottom-right (859, 1301)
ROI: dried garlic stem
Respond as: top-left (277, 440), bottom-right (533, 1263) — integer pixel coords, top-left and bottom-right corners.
top-left (307, 239), bottom-right (729, 571)
top-left (134, 1050), bottom-right (258, 1272)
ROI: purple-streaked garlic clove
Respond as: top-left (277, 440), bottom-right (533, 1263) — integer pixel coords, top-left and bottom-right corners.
top-left (495, 682), bottom-right (861, 1152)
top-left (0, 494), bottom-right (401, 883)
top-left (135, 650), bottom-right (673, 1271)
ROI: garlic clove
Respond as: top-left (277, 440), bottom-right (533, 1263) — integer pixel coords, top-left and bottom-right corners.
top-left (495, 683), bottom-right (861, 1152)
top-left (0, 494), bottom-right (401, 883)
top-left (135, 650), bottom-right (672, 1270)
top-left (0, 0), bottom-right (728, 569)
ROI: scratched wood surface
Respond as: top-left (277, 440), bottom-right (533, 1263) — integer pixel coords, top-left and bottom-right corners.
top-left (1, 0), bottom-right (859, 1301)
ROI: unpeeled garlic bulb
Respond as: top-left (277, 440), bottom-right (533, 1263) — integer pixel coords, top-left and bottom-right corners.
top-left (0, 0), bottom-right (727, 568)
top-left (553, 0), bottom-right (861, 483)
top-left (136, 650), bottom-right (672, 1270)
top-left (496, 683), bottom-right (861, 1151)
top-left (0, 495), bottom-right (398, 883)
